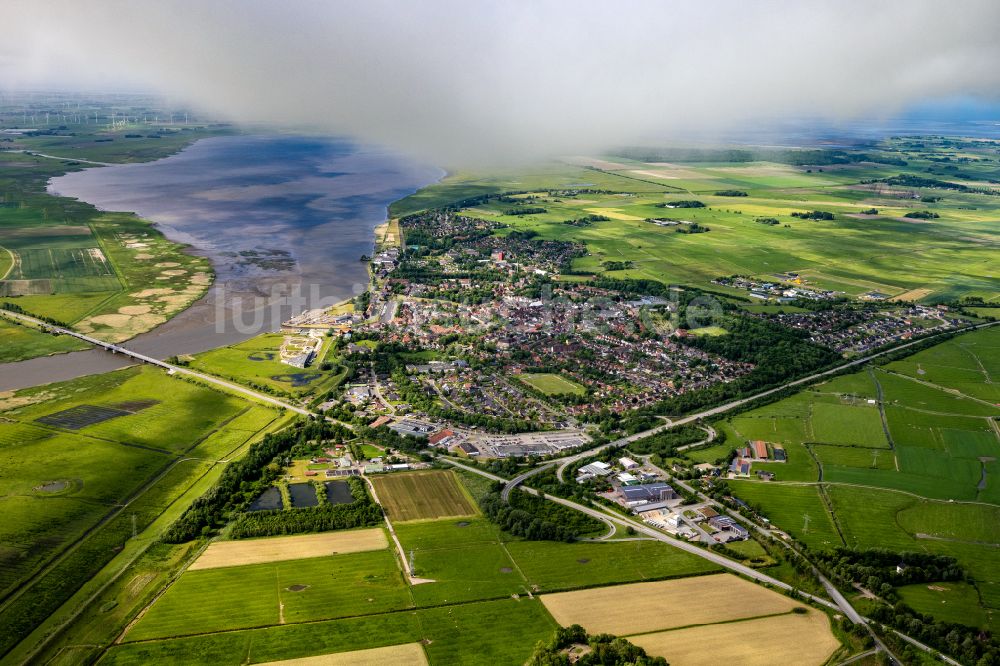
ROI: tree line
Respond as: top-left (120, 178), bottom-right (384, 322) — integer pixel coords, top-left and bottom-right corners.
top-left (229, 477), bottom-right (382, 539)
top-left (162, 418), bottom-right (349, 542)
top-left (527, 624), bottom-right (667, 666)
top-left (479, 482), bottom-right (603, 541)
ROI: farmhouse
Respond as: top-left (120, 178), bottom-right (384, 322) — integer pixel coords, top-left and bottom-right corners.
top-left (729, 458), bottom-right (751, 477)
top-left (751, 440), bottom-right (769, 460)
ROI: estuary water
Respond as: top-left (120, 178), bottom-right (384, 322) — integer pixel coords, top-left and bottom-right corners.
top-left (0, 135), bottom-right (441, 390)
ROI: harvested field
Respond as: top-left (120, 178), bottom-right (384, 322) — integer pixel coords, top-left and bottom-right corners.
top-left (892, 288), bottom-right (934, 302)
top-left (630, 610), bottom-right (838, 666)
top-left (370, 470), bottom-right (478, 522)
top-left (584, 207), bottom-right (644, 221)
top-left (256, 643), bottom-right (427, 666)
top-left (540, 574), bottom-right (796, 636)
top-left (189, 529), bottom-right (388, 570)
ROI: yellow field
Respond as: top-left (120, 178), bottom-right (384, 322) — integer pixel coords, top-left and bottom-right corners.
top-left (257, 643), bottom-right (427, 666)
top-left (630, 610), bottom-right (839, 666)
top-left (584, 207), bottom-right (644, 221)
top-left (189, 529), bottom-right (388, 570)
top-left (370, 470), bottom-right (478, 522)
top-left (893, 287), bottom-right (934, 302)
top-left (540, 574), bottom-right (797, 636)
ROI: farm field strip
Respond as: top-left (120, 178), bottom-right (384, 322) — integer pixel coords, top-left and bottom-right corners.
top-left (256, 643), bottom-right (427, 666)
top-left (629, 609), bottom-right (840, 666)
top-left (189, 529), bottom-right (388, 570)
top-left (370, 471), bottom-right (478, 522)
top-left (539, 574), bottom-right (797, 636)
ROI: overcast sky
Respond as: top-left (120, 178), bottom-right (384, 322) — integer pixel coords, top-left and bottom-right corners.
top-left (4, 1), bottom-right (1000, 164)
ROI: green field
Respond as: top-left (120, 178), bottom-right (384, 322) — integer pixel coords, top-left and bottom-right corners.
top-left (392, 141), bottom-right (1000, 304)
top-left (516, 372), bottom-right (587, 396)
top-left (898, 582), bottom-right (996, 630)
top-left (127, 549), bottom-right (411, 640)
top-left (104, 597), bottom-right (557, 666)
top-left (117, 472), bottom-right (721, 665)
top-left (0, 316), bottom-right (88, 362)
top-left (721, 327), bottom-right (1000, 633)
top-left (186, 333), bottom-right (345, 398)
top-left (0, 366), bottom-right (282, 659)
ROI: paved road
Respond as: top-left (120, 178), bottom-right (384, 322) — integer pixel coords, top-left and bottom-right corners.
top-left (501, 462), bottom-right (555, 502)
top-left (444, 457), bottom-right (840, 610)
top-left (2, 148), bottom-right (114, 166)
top-left (1, 310), bottom-right (316, 417)
top-left (450, 457), bottom-right (938, 664)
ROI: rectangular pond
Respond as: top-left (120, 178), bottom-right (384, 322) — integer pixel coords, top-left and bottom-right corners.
top-left (248, 486), bottom-right (283, 512)
top-left (289, 482), bottom-right (319, 508)
top-left (325, 480), bottom-right (354, 505)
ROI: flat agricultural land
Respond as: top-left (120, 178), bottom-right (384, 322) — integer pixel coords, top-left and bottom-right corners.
top-left (370, 470), bottom-right (478, 522)
top-left (0, 315), bottom-right (88, 362)
top-left (257, 643), bottom-right (427, 666)
top-left (392, 138), bottom-right (1000, 304)
top-left (517, 372), bottom-right (586, 396)
top-left (0, 365), bottom-right (282, 658)
top-left (100, 476), bottom-right (718, 664)
top-left (104, 597), bottom-right (556, 666)
top-left (540, 574), bottom-right (796, 636)
top-left (716, 326), bottom-right (1000, 632)
top-left (126, 549), bottom-right (412, 640)
top-left (189, 529), bottom-right (388, 570)
top-left (630, 610), bottom-right (839, 666)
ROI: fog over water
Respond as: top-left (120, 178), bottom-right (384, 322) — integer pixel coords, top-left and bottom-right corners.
top-left (0, 135), bottom-right (441, 391)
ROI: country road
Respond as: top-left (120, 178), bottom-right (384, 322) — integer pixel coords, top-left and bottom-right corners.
top-left (445, 457), bottom-right (842, 608)
top-left (0, 310), bottom-right (321, 420)
top-left (1, 148), bottom-right (114, 167)
top-left (448, 456), bottom-right (934, 665)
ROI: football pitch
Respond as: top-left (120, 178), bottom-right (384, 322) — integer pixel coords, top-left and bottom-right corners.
top-left (517, 372), bottom-right (586, 396)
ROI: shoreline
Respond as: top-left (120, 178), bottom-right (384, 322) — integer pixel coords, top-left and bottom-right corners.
top-left (0, 137), bottom-right (444, 391)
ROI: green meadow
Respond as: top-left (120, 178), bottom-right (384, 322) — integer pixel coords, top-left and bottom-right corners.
top-left (186, 333), bottom-right (347, 398)
top-left (127, 549), bottom-right (411, 640)
top-left (113, 476), bottom-right (719, 663)
top-left (392, 139), bottom-right (1000, 304)
top-left (517, 372), bottom-right (587, 396)
top-left (718, 326), bottom-right (1000, 631)
top-left (0, 366), bottom-right (282, 659)
top-left (0, 316), bottom-right (88, 362)
top-left (105, 597), bottom-right (557, 666)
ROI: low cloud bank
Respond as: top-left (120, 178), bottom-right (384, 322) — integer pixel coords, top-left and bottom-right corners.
top-left (4, 1), bottom-right (1000, 164)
